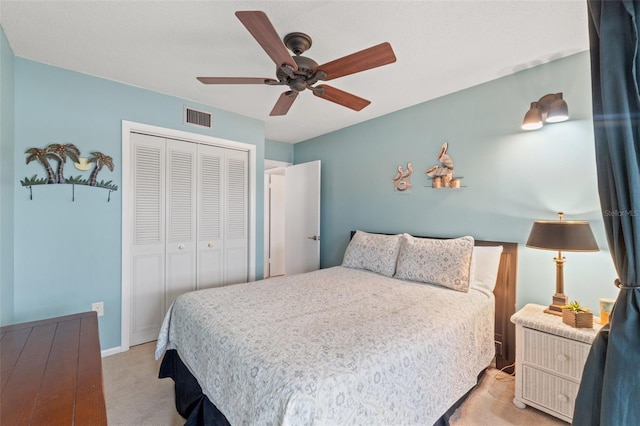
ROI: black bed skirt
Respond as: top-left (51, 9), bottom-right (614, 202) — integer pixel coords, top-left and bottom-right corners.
top-left (159, 349), bottom-right (484, 426)
top-left (159, 349), bottom-right (230, 426)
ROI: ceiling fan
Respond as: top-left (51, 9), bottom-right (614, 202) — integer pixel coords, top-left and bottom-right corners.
top-left (197, 11), bottom-right (397, 116)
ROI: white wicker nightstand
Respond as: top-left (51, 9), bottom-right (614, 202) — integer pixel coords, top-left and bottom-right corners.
top-left (511, 304), bottom-right (603, 422)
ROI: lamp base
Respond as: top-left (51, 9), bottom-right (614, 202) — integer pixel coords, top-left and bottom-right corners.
top-left (544, 294), bottom-right (568, 316)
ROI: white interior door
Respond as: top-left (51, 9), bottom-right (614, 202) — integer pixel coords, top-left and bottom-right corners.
top-left (224, 149), bottom-right (249, 285)
top-left (285, 160), bottom-right (321, 275)
top-left (197, 144), bottom-right (224, 290)
top-left (128, 135), bottom-right (249, 346)
top-left (165, 139), bottom-right (197, 308)
top-left (130, 133), bottom-right (166, 346)
top-left (269, 174), bottom-right (286, 276)
top-left (123, 121), bottom-right (257, 351)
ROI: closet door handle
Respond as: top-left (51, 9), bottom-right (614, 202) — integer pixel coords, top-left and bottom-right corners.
top-left (307, 235), bottom-right (320, 241)
top-left (178, 244), bottom-right (185, 250)
top-left (208, 242), bottom-right (214, 248)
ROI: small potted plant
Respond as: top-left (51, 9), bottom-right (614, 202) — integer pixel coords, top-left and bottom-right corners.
top-left (562, 300), bottom-right (593, 328)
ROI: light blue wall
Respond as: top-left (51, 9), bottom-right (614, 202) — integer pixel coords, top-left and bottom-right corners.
top-left (265, 139), bottom-right (294, 163)
top-left (13, 58), bottom-right (265, 348)
top-left (0, 26), bottom-right (15, 324)
top-left (295, 52), bottom-right (619, 314)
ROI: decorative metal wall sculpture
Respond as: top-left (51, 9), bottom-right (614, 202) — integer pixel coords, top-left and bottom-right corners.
top-left (21, 143), bottom-right (117, 201)
top-left (425, 142), bottom-right (462, 188)
top-left (393, 162), bottom-right (413, 191)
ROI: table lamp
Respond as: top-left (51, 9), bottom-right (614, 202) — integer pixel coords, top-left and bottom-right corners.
top-left (526, 212), bottom-right (599, 315)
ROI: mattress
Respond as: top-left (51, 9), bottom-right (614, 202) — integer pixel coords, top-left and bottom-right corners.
top-left (156, 266), bottom-right (495, 425)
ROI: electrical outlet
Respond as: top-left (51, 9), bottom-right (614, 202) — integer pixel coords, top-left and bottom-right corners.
top-left (91, 302), bottom-right (104, 317)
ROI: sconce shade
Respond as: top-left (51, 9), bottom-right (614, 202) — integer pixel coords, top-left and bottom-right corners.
top-left (522, 92), bottom-right (569, 130)
top-left (545, 93), bottom-right (569, 123)
top-left (526, 220), bottom-right (599, 252)
top-left (522, 102), bottom-right (543, 130)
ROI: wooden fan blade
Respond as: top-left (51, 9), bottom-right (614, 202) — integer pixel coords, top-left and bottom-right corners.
top-left (270, 91), bottom-right (298, 116)
top-left (197, 77), bottom-right (277, 84)
top-left (313, 85), bottom-right (370, 111)
top-left (316, 42), bottom-right (396, 81)
top-left (235, 11), bottom-right (297, 70)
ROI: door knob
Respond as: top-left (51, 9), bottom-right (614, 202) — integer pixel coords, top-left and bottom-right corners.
top-left (178, 244), bottom-right (185, 250)
top-left (208, 242), bottom-right (214, 248)
top-left (307, 235), bottom-right (320, 241)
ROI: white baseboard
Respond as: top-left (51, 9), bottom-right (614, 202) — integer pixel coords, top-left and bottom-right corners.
top-left (101, 346), bottom-right (122, 357)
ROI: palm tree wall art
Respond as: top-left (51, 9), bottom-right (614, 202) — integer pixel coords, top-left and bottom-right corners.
top-left (25, 147), bottom-right (60, 184)
top-left (87, 152), bottom-right (115, 187)
top-left (47, 143), bottom-right (81, 184)
top-left (21, 143), bottom-right (117, 201)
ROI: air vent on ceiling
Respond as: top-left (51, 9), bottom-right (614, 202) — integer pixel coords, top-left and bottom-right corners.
top-left (184, 106), bottom-right (213, 129)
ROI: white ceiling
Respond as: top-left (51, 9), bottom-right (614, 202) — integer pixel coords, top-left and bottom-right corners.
top-left (0, 1), bottom-right (589, 143)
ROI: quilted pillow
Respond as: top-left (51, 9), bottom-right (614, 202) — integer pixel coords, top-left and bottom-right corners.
top-left (342, 231), bottom-right (402, 277)
top-left (394, 234), bottom-right (474, 292)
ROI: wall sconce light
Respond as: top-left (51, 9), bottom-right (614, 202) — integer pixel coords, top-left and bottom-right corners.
top-left (522, 93), bottom-right (569, 130)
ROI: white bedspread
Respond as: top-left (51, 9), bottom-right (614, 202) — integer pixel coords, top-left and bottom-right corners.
top-left (156, 266), bottom-right (495, 425)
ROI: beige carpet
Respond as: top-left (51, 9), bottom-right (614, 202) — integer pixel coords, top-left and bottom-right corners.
top-left (103, 342), bottom-right (567, 425)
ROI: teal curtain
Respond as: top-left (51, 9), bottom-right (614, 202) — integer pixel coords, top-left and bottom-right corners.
top-left (573, 1), bottom-right (640, 424)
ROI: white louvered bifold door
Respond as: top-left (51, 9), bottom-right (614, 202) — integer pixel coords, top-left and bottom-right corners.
top-left (197, 144), bottom-right (225, 290)
top-left (224, 149), bottom-right (249, 285)
top-left (130, 133), bottom-right (166, 346)
top-left (165, 139), bottom-right (197, 308)
top-left (128, 133), bottom-right (250, 346)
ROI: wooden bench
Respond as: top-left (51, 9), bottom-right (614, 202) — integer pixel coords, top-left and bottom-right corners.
top-left (0, 311), bottom-right (107, 425)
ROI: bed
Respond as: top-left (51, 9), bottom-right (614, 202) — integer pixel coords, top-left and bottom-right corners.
top-left (156, 231), bottom-right (517, 425)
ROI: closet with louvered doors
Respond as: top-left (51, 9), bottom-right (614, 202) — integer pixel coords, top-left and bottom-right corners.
top-left (129, 132), bottom-right (248, 346)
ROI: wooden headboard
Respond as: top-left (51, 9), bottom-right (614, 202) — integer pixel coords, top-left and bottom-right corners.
top-left (475, 239), bottom-right (517, 372)
top-left (349, 231), bottom-right (517, 373)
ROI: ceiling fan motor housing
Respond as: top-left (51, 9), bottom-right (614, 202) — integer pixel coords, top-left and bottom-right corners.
top-left (276, 55), bottom-right (321, 91)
